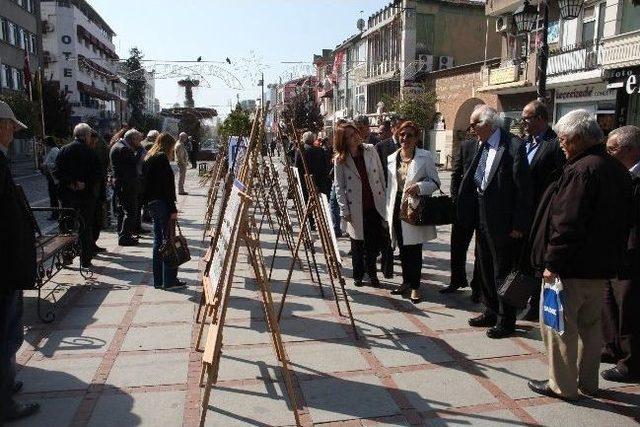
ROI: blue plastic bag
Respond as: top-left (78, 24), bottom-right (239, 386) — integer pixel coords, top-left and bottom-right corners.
top-left (542, 278), bottom-right (565, 335)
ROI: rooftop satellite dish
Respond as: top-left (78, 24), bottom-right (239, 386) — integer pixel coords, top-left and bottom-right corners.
top-left (357, 18), bottom-right (365, 31)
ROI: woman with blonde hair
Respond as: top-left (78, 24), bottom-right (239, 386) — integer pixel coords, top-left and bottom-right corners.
top-left (386, 121), bottom-right (440, 303)
top-left (334, 123), bottom-right (387, 288)
top-left (142, 133), bottom-right (185, 290)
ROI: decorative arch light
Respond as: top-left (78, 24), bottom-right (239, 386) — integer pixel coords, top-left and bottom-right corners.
top-left (513, 0), bottom-right (539, 34)
top-left (557, 0), bottom-right (584, 20)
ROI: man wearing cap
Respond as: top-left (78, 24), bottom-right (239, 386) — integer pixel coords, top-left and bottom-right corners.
top-left (0, 100), bottom-right (40, 422)
top-left (55, 123), bottom-right (101, 266)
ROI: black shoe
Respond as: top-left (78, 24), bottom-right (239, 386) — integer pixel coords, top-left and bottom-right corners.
top-left (136, 228), bottom-right (150, 235)
top-left (12, 380), bottom-right (23, 395)
top-left (4, 402), bottom-right (40, 421)
top-left (163, 281), bottom-right (187, 290)
top-left (470, 290), bottom-right (481, 303)
top-left (439, 284), bottom-right (466, 294)
top-left (383, 272), bottom-right (394, 279)
top-left (527, 380), bottom-right (577, 401)
top-left (601, 367), bottom-right (640, 383)
top-left (93, 246), bottom-right (107, 254)
top-left (118, 237), bottom-right (139, 246)
top-left (390, 284), bottom-right (410, 295)
top-left (81, 260), bottom-right (93, 269)
top-left (600, 352), bottom-right (618, 364)
top-left (369, 277), bottom-right (381, 288)
top-left (179, 191), bottom-right (189, 195)
top-left (486, 325), bottom-right (515, 339)
top-left (468, 313), bottom-right (497, 327)
top-left (354, 279), bottom-right (364, 287)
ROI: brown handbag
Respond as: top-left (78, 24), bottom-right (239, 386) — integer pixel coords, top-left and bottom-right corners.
top-left (159, 220), bottom-right (191, 268)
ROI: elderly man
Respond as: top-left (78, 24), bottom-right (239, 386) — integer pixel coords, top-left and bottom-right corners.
top-left (56, 123), bottom-right (101, 266)
top-left (294, 130), bottom-right (331, 198)
top-left (0, 101), bottom-right (39, 422)
top-left (520, 100), bottom-right (566, 320)
top-left (144, 130), bottom-right (159, 151)
top-left (601, 125), bottom-right (640, 383)
top-left (528, 110), bottom-right (632, 400)
top-left (91, 130), bottom-right (109, 254)
top-left (457, 105), bottom-right (533, 339)
top-left (110, 128), bottom-right (143, 246)
top-left (175, 132), bottom-right (190, 195)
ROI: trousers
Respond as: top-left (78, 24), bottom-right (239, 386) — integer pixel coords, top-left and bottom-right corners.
top-left (60, 191), bottom-right (95, 265)
top-left (450, 221), bottom-right (481, 292)
top-left (177, 165), bottom-right (187, 193)
top-left (541, 278), bottom-right (606, 399)
top-left (147, 200), bottom-right (178, 288)
top-left (0, 290), bottom-right (24, 414)
top-left (350, 209), bottom-right (385, 281)
top-left (393, 200), bottom-right (422, 290)
top-left (115, 186), bottom-right (138, 240)
top-left (602, 277), bottom-right (640, 376)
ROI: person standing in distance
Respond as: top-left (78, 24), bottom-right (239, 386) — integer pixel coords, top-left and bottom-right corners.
top-left (175, 132), bottom-right (190, 195)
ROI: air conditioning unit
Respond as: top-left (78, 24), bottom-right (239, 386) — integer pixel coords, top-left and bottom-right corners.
top-left (495, 15), bottom-right (513, 34)
top-left (438, 56), bottom-right (454, 70)
top-left (417, 54), bottom-right (434, 73)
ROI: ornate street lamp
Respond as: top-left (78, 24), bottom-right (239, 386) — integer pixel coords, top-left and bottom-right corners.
top-left (512, 0), bottom-right (584, 101)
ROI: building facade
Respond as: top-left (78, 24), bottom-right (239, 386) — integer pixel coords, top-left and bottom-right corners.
top-left (0, 0), bottom-right (41, 95)
top-left (40, 0), bottom-right (124, 132)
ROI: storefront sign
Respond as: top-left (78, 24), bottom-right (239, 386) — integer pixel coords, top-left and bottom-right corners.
top-left (489, 65), bottom-right (518, 86)
top-left (626, 74), bottom-right (638, 95)
top-left (555, 84), bottom-right (616, 103)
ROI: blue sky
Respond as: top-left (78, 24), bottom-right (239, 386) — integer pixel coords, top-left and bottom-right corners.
top-left (89, 0), bottom-right (389, 117)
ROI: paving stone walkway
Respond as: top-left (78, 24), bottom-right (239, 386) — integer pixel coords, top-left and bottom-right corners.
top-left (13, 167), bottom-right (640, 426)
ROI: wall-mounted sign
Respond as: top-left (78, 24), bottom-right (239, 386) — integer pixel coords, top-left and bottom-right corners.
top-left (555, 83), bottom-right (616, 102)
top-left (489, 65), bottom-right (518, 86)
top-left (627, 74), bottom-right (638, 95)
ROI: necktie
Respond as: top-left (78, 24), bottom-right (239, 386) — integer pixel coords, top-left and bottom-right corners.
top-left (474, 144), bottom-right (489, 190)
top-left (527, 136), bottom-right (538, 155)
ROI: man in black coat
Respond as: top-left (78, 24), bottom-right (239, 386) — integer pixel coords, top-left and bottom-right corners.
top-left (520, 100), bottom-right (566, 320)
top-left (441, 137), bottom-right (481, 301)
top-left (527, 110), bottom-right (632, 400)
top-left (457, 105), bottom-right (533, 339)
top-left (295, 131), bottom-right (331, 197)
top-left (601, 125), bottom-right (640, 383)
top-left (55, 123), bottom-right (101, 267)
top-left (0, 101), bottom-right (39, 422)
top-left (110, 129), bottom-right (143, 246)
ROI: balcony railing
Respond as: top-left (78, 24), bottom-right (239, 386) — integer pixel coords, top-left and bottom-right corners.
top-left (601, 29), bottom-right (640, 69)
top-left (547, 41), bottom-right (603, 77)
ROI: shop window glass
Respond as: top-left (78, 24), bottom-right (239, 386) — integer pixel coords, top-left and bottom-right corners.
top-left (621, 0), bottom-right (640, 33)
top-left (416, 13), bottom-right (435, 55)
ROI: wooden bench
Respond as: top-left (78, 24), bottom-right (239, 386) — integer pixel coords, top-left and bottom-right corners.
top-left (16, 185), bottom-right (82, 322)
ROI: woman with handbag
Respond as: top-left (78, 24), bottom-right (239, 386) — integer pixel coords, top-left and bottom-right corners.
top-left (334, 123), bottom-right (387, 288)
top-left (386, 121), bottom-right (440, 303)
top-left (142, 133), bottom-right (186, 290)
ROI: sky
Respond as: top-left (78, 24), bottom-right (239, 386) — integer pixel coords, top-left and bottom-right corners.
top-left (89, 0), bottom-right (390, 118)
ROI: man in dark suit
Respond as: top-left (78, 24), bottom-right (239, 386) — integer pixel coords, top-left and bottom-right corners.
top-left (295, 131), bottom-right (332, 197)
top-left (441, 137), bottom-right (481, 301)
top-left (56, 123), bottom-right (101, 267)
top-left (520, 100), bottom-right (565, 320)
top-left (457, 105), bottom-right (533, 338)
top-left (0, 101), bottom-right (39, 422)
top-left (110, 129), bottom-right (143, 246)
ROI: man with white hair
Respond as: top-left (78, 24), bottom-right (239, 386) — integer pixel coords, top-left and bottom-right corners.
top-left (0, 100), bottom-right (39, 422)
top-left (55, 123), bottom-right (101, 266)
top-left (110, 128), bottom-right (143, 246)
top-left (601, 125), bottom-right (640, 383)
top-left (457, 105), bottom-right (533, 339)
top-left (528, 110), bottom-right (632, 400)
top-left (143, 130), bottom-right (159, 151)
top-left (175, 132), bottom-right (189, 195)
top-left (295, 130), bottom-right (331, 199)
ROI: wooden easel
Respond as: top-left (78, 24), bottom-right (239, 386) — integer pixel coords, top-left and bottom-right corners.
top-left (202, 155), bottom-right (227, 242)
top-left (276, 123), bottom-right (358, 338)
top-left (199, 106), bottom-right (301, 427)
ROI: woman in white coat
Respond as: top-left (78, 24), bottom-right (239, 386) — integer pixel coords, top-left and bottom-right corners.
top-left (386, 121), bottom-right (441, 303)
top-left (334, 123), bottom-right (388, 287)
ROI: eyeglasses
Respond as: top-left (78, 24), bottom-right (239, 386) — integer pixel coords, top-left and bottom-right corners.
top-left (606, 145), bottom-right (623, 154)
top-left (469, 121), bottom-right (481, 129)
top-left (521, 115), bottom-right (536, 123)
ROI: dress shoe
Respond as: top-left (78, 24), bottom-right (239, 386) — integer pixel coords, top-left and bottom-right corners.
top-left (118, 237), bottom-right (139, 246)
top-left (4, 402), bottom-right (40, 422)
top-left (527, 380), bottom-right (577, 401)
top-left (600, 352), bottom-right (618, 364)
top-left (93, 246), bottom-right (107, 254)
top-left (468, 313), bottom-right (497, 327)
top-left (369, 277), bottom-right (381, 288)
top-left (163, 281), bottom-right (187, 290)
top-left (354, 279), bottom-right (364, 287)
top-left (12, 380), bottom-right (23, 395)
top-left (390, 284), bottom-right (410, 295)
top-left (80, 260), bottom-right (93, 268)
top-left (439, 284), bottom-right (466, 294)
top-left (410, 289), bottom-right (422, 304)
top-left (601, 366), bottom-right (640, 383)
top-left (486, 325), bottom-right (515, 339)
top-left (179, 191), bottom-right (189, 195)
top-left (383, 271), bottom-right (394, 279)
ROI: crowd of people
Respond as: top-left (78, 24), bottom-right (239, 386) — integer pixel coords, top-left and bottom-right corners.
top-left (293, 102), bottom-right (639, 398)
top-left (0, 98), bottom-right (195, 422)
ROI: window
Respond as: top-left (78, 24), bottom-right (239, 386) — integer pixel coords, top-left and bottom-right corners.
top-left (29, 34), bottom-right (36, 54)
top-left (0, 18), bottom-right (6, 42)
top-left (580, 2), bottom-right (606, 45)
top-left (26, 0), bottom-right (34, 13)
top-left (7, 22), bottom-right (16, 45)
top-left (17, 27), bottom-right (26, 49)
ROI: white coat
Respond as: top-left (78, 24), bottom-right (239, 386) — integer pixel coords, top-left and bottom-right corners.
top-left (334, 144), bottom-right (387, 240)
top-left (386, 148), bottom-right (440, 246)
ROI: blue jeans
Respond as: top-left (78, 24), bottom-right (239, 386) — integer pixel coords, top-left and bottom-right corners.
top-left (329, 183), bottom-right (341, 236)
top-left (147, 200), bottom-right (178, 288)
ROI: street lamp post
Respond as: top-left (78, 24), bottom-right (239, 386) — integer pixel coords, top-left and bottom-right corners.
top-left (513, 0), bottom-right (584, 102)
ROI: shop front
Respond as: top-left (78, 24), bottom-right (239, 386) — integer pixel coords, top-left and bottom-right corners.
top-left (554, 83), bottom-right (617, 135)
top-left (606, 67), bottom-right (640, 127)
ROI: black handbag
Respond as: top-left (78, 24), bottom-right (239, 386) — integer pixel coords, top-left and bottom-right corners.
top-left (498, 244), bottom-right (540, 309)
top-left (399, 183), bottom-right (454, 226)
top-left (159, 220), bottom-right (191, 268)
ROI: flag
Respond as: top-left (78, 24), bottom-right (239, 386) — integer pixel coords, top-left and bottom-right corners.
top-left (23, 49), bottom-right (32, 100)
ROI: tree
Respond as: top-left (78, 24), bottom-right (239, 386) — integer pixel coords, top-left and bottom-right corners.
top-left (138, 114), bottom-right (164, 135)
top-left (0, 92), bottom-right (39, 138)
top-left (383, 84), bottom-right (438, 130)
top-left (218, 103), bottom-right (252, 143)
top-left (281, 90), bottom-right (323, 132)
top-left (123, 47), bottom-right (146, 129)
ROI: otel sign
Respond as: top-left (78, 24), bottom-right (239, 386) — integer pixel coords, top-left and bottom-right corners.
top-left (626, 73), bottom-right (639, 95)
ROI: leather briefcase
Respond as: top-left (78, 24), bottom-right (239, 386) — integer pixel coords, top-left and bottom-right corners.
top-left (159, 221), bottom-right (191, 268)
